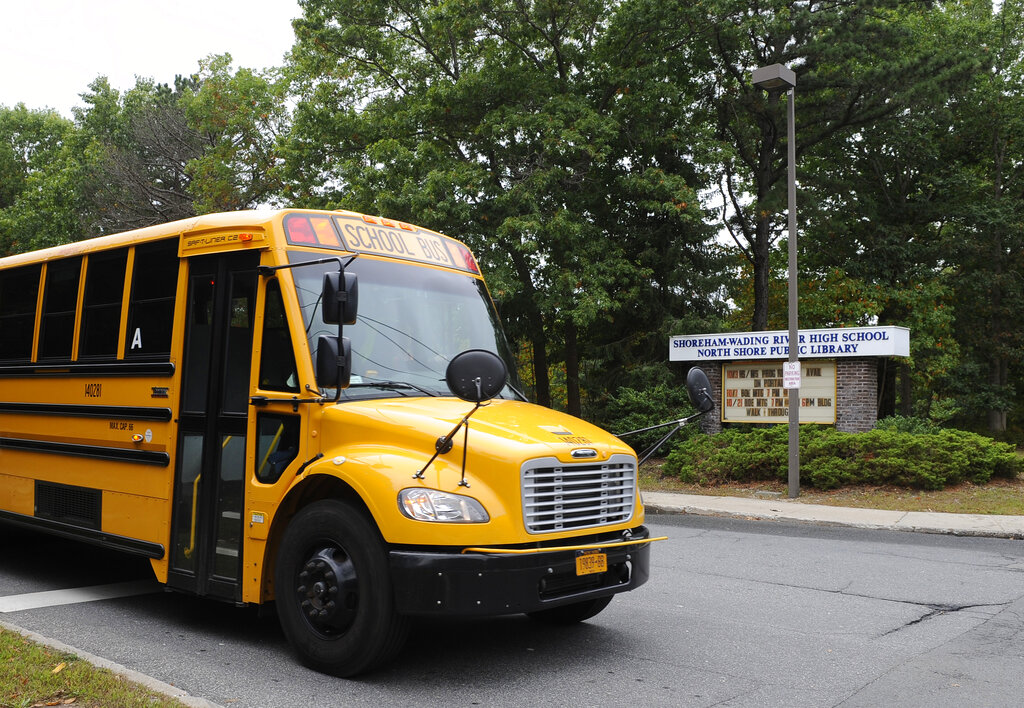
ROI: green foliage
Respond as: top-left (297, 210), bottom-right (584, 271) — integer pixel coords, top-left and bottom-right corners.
top-left (663, 425), bottom-right (1022, 490)
top-left (0, 105), bottom-right (86, 255)
top-left (873, 415), bottom-right (942, 435)
top-left (285, 0), bottom-right (724, 410)
top-left (182, 54), bottom-right (289, 213)
top-left (4, 0), bottom-right (1024, 439)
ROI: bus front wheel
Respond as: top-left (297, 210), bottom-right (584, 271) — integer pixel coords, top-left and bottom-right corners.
top-left (274, 499), bottom-right (408, 676)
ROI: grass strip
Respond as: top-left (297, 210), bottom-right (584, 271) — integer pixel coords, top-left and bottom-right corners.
top-left (0, 628), bottom-right (188, 708)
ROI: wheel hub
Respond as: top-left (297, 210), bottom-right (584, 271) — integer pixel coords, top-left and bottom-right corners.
top-left (295, 546), bottom-right (358, 635)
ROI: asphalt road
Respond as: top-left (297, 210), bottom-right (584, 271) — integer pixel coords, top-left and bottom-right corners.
top-left (3, 515), bottom-right (1024, 707)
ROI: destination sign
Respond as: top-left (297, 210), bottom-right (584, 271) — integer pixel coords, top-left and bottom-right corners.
top-left (334, 216), bottom-right (473, 272)
top-left (282, 212), bottom-right (480, 273)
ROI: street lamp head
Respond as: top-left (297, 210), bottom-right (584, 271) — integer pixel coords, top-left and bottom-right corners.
top-left (752, 64), bottom-right (796, 92)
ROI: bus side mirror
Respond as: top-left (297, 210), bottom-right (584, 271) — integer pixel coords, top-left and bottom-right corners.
top-left (686, 367), bottom-right (715, 414)
top-left (446, 349), bottom-right (508, 402)
top-left (322, 271), bottom-right (358, 325)
top-left (317, 335), bottom-right (352, 389)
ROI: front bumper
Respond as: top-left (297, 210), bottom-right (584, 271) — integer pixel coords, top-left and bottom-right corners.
top-left (389, 526), bottom-right (651, 616)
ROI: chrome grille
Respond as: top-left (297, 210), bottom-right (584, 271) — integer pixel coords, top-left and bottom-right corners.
top-left (522, 454), bottom-right (636, 534)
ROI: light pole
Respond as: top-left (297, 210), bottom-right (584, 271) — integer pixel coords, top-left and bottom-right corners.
top-left (752, 63), bottom-right (799, 498)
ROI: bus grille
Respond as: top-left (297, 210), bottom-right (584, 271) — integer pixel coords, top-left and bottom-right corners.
top-left (522, 456), bottom-right (636, 534)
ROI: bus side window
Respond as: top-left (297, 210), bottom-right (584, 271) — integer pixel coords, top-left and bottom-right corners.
top-left (0, 264), bottom-right (41, 362)
top-left (79, 249), bottom-right (128, 359)
top-left (258, 279), bottom-right (299, 393)
top-left (126, 240), bottom-right (179, 359)
top-left (255, 414), bottom-right (300, 484)
top-left (38, 257), bottom-right (82, 361)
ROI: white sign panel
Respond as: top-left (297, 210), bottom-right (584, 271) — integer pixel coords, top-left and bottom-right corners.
top-left (783, 361), bottom-right (801, 389)
top-left (669, 326), bottom-right (909, 362)
top-left (723, 361), bottom-right (836, 424)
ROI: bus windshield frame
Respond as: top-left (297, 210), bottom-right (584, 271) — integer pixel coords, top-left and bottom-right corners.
top-left (286, 250), bottom-right (521, 401)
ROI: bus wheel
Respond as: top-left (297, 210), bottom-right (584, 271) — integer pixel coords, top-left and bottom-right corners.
top-left (274, 499), bottom-right (408, 676)
top-left (526, 596), bottom-right (613, 625)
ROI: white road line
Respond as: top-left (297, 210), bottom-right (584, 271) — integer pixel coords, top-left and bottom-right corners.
top-left (0, 580), bottom-right (160, 612)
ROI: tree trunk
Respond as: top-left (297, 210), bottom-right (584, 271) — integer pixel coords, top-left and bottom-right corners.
top-left (899, 362), bottom-right (912, 417)
top-left (752, 215), bottom-right (772, 331)
top-left (530, 312), bottom-right (551, 409)
top-left (989, 354), bottom-right (1007, 433)
top-left (565, 319), bottom-right (580, 417)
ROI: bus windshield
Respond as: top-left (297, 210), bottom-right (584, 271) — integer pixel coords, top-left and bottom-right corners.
top-left (288, 251), bottom-right (521, 400)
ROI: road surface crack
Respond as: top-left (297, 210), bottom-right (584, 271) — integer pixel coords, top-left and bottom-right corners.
top-left (880, 602), bottom-right (1009, 636)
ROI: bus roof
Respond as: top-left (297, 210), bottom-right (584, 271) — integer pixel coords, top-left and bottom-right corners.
top-left (0, 209), bottom-right (477, 273)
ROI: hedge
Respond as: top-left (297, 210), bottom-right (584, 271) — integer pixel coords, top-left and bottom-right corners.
top-left (661, 423), bottom-right (1023, 490)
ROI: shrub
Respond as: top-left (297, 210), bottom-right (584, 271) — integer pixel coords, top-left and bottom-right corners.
top-left (874, 415), bottom-right (942, 435)
top-left (662, 424), bottom-right (1023, 490)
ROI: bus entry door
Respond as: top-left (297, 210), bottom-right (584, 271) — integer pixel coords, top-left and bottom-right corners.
top-left (169, 251), bottom-right (259, 601)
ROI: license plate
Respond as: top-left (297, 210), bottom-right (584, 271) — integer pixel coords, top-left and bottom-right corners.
top-left (575, 551), bottom-right (607, 576)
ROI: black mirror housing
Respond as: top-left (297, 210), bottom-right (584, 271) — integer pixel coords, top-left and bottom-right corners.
top-left (316, 335), bottom-right (352, 389)
top-left (446, 349), bottom-right (508, 402)
top-left (686, 367), bottom-right (715, 414)
top-left (322, 271), bottom-right (358, 325)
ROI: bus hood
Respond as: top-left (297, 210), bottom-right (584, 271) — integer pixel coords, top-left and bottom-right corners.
top-left (320, 396), bottom-right (635, 467)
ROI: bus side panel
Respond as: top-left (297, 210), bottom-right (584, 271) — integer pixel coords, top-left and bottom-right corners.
top-left (0, 375), bottom-right (176, 561)
top-left (103, 491), bottom-right (170, 549)
top-left (0, 473), bottom-right (33, 515)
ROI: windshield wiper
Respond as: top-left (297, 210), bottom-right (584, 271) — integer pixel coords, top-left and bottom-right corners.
top-left (347, 381), bottom-right (440, 397)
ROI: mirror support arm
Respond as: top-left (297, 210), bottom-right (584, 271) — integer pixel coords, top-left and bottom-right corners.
top-left (619, 411), bottom-right (707, 468)
top-left (413, 402), bottom-right (482, 480)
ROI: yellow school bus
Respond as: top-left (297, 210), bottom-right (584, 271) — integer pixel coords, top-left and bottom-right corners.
top-left (0, 209), bottom-right (656, 675)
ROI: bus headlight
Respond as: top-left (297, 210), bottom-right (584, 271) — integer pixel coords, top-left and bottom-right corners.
top-left (398, 488), bottom-right (490, 523)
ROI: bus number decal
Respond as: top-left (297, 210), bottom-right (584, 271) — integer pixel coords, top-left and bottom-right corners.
top-left (131, 327), bottom-right (143, 350)
top-left (85, 383), bottom-right (102, 398)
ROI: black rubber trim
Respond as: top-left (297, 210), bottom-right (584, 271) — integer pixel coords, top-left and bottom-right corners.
top-left (0, 361), bottom-right (175, 377)
top-left (0, 402), bottom-right (172, 421)
top-left (295, 452), bottom-right (323, 476)
top-left (0, 437), bottom-right (170, 466)
top-left (0, 508), bottom-right (165, 559)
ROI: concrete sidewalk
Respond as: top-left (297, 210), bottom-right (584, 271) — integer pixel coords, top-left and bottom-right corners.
top-left (643, 491), bottom-right (1024, 539)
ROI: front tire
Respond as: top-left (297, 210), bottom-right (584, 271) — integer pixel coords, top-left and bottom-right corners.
top-left (274, 499), bottom-right (408, 676)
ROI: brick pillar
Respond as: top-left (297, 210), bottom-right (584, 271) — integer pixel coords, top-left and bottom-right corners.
top-left (835, 358), bottom-right (878, 432)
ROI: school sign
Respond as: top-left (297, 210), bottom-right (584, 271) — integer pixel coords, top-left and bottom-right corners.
top-left (669, 325), bottom-right (909, 362)
top-left (669, 326), bottom-right (910, 432)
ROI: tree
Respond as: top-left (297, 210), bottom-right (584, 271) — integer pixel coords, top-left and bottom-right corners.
top-left (183, 54), bottom-right (289, 213)
top-left (285, 0), bottom-right (720, 412)
top-left (685, 0), bottom-right (980, 331)
top-left (944, 0), bottom-right (1024, 433)
top-left (75, 56), bottom-right (287, 235)
top-left (0, 105), bottom-right (85, 255)
top-left (76, 77), bottom-right (202, 234)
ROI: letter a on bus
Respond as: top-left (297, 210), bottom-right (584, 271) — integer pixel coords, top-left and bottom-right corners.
top-left (131, 328), bottom-right (143, 350)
